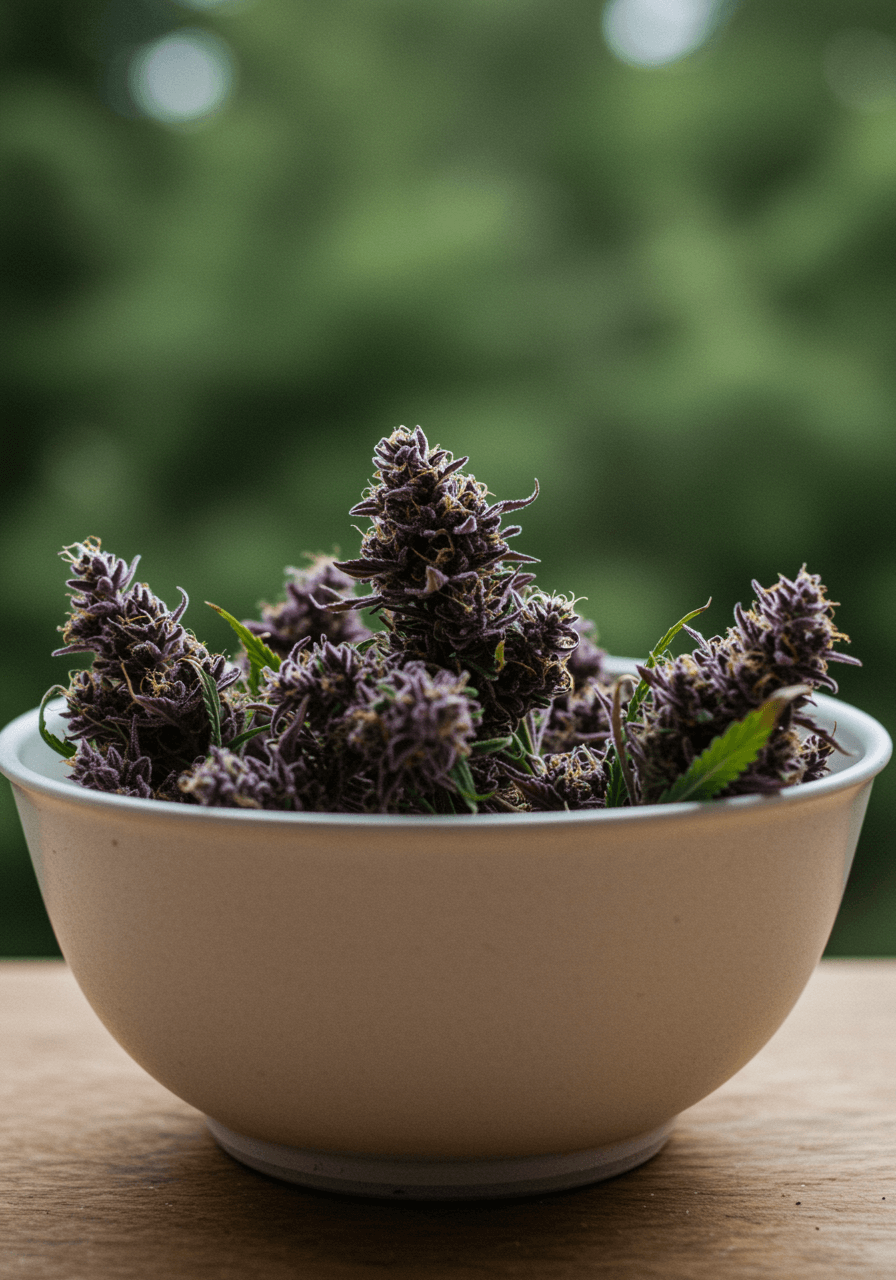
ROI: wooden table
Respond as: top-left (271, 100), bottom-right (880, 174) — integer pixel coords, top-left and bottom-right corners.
top-left (1, 960), bottom-right (893, 1279)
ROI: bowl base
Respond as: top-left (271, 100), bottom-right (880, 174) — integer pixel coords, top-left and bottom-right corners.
top-left (205, 1116), bottom-right (675, 1199)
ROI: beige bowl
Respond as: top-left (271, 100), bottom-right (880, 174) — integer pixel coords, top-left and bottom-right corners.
top-left (0, 667), bottom-right (890, 1198)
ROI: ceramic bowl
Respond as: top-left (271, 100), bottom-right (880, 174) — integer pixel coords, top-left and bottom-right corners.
top-left (0, 665), bottom-right (890, 1198)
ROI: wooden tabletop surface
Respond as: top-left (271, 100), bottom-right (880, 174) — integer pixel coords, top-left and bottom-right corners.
top-left (0, 959), bottom-right (893, 1280)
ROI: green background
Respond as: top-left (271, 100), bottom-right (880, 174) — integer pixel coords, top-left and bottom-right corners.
top-left (1, 0), bottom-right (893, 955)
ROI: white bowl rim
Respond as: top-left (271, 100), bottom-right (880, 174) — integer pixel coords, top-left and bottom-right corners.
top-left (1, 665), bottom-right (890, 831)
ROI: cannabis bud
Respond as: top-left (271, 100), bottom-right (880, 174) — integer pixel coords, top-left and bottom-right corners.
top-left (52, 539), bottom-right (244, 799)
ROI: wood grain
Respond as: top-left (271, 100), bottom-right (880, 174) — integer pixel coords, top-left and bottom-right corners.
top-left (1, 960), bottom-right (893, 1279)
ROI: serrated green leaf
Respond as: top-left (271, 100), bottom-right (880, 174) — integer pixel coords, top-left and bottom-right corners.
top-left (38, 686), bottom-right (77, 759)
top-left (206, 602), bottom-right (281, 696)
top-left (656, 684), bottom-right (810, 804)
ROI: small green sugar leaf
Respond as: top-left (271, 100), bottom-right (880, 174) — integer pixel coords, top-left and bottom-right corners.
top-left (190, 662), bottom-right (223, 749)
top-left (605, 599), bottom-right (712, 807)
top-left (644, 599), bottom-right (713, 667)
top-left (626, 598), bottom-right (712, 724)
top-left (38, 686), bottom-right (77, 759)
top-left (449, 758), bottom-right (494, 812)
top-left (206, 602), bottom-right (281, 696)
top-left (470, 734), bottom-right (514, 755)
top-left (656, 684), bottom-right (811, 804)
top-left (225, 723), bottom-right (270, 750)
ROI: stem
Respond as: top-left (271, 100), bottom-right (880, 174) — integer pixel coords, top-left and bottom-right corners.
top-left (527, 709), bottom-right (547, 756)
top-left (505, 730), bottom-right (537, 775)
top-left (518, 715), bottom-right (538, 759)
top-left (611, 675), bottom-right (638, 806)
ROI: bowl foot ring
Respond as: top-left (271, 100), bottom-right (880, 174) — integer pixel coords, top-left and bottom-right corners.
top-left (205, 1115), bottom-right (675, 1199)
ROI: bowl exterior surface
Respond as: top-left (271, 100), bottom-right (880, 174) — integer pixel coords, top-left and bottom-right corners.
top-left (1, 693), bottom-right (890, 1160)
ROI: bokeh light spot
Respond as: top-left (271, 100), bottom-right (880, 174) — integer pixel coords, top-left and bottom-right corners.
top-left (602, 0), bottom-right (726, 68)
top-left (128, 30), bottom-right (235, 124)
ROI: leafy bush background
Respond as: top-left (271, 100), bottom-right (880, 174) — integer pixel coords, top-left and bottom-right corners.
top-left (2, 0), bottom-right (893, 954)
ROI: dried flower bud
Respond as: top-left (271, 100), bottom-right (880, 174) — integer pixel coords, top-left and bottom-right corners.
top-left (244, 556), bottom-right (371, 660)
top-left (334, 425), bottom-right (538, 619)
top-left (346, 662), bottom-right (479, 810)
top-left (481, 591), bottom-right (579, 734)
top-left (179, 744), bottom-right (306, 810)
top-left (566, 618), bottom-right (607, 688)
top-left (54, 539), bottom-right (244, 797)
top-left (504, 746), bottom-right (610, 811)
top-left (627, 568), bottom-right (857, 803)
top-left (260, 638), bottom-right (390, 736)
top-left (69, 737), bottom-right (153, 799)
top-left (541, 678), bottom-right (613, 756)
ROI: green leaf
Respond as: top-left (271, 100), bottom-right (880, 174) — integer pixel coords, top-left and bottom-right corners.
top-left (604, 599), bottom-right (712, 808)
top-left (656, 684), bottom-right (811, 804)
top-left (225, 723), bottom-right (270, 750)
top-left (500, 730), bottom-right (537, 774)
top-left (470, 734), bottom-right (514, 755)
top-left (206, 602), bottom-right (281, 696)
top-left (38, 686), bottom-right (77, 759)
top-left (410, 793), bottom-right (437, 814)
top-left (449, 757), bottom-right (494, 812)
top-left (605, 674), bottom-right (638, 808)
top-left (459, 655), bottom-right (497, 684)
top-left (626, 598), bottom-right (712, 724)
top-left (190, 663), bottom-right (223, 749)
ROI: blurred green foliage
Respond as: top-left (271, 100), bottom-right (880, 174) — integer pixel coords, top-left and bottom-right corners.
top-left (1, 0), bottom-right (893, 954)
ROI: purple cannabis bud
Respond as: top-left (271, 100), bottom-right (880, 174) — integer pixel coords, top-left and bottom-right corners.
top-left (335, 426), bottom-right (538, 606)
top-left (627, 568), bottom-right (853, 803)
top-left (54, 540), bottom-right (145, 663)
top-left (260, 637), bottom-right (391, 736)
top-left (565, 618), bottom-right (608, 688)
top-left (345, 662), bottom-right (479, 811)
top-left (332, 427), bottom-right (539, 657)
top-left (481, 591), bottom-right (580, 734)
top-left (722, 566), bottom-right (859, 704)
top-left (243, 556), bottom-right (371, 661)
top-left (328, 427), bottom-right (584, 745)
top-left (179, 744), bottom-right (307, 809)
top-left (69, 736), bottom-right (153, 799)
top-left (540, 679), bottom-right (612, 756)
top-left (54, 539), bottom-right (244, 799)
top-left (505, 746), bottom-right (610, 811)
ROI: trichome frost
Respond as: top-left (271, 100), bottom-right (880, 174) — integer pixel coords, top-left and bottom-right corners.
top-left (42, 426), bottom-right (860, 814)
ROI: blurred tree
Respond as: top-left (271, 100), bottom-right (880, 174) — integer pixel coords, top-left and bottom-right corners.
top-left (1, 0), bottom-right (893, 953)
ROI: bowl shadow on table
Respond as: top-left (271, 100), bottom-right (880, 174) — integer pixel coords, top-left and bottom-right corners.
top-left (94, 1118), bottom-right (780, 1272)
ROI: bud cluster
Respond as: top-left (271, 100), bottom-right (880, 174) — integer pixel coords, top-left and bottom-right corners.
top-left (48, 433), bottom-right (857, 814)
